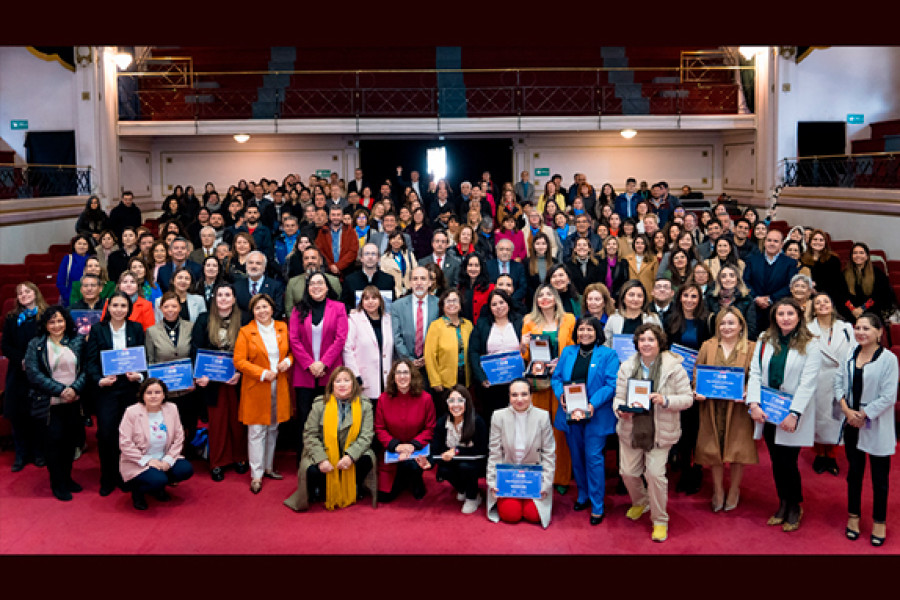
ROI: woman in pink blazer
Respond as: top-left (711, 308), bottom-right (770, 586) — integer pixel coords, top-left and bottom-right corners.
top-left (343, 286), bottom-right (394, 407)
top-left (288, 270), bottom-right (349, 459)
top-left (119, 378), bottom-right (194, 511)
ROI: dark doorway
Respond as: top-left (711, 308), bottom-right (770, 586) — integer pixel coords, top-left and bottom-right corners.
top-left (24, 130), bottom-right (78, 196)
top-left (359, 138), bottom-right (513, 196)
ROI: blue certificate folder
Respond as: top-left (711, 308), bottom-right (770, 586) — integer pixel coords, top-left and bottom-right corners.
top-left (695, 365), bottom-right (745, 401)
top-left (496, 464), bottom-right (543, 499)
top-left (148, 359), bottom-right (194, 392)
top-left (670, 344), bottom-right (698, 377)
top-left (480, 351), bottom-right (525, 385)
top-left (193, 350), bottom-right (236, 382)
top-left (384, 444), bottom-right (430, 464)
top-left (101, 346), bottom-right (147, 377)
top-left (613, 334), bottom-right (636, 363)
top-left (759, 386), bottom-right (793, 425)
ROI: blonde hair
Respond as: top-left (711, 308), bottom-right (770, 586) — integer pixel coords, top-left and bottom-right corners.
top-left (712, 306), bottom-right (750, 356)
top-left (526, 284), bottom-right (567, 327)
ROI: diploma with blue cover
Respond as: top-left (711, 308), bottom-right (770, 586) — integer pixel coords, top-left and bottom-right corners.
top-left (384, 444), bottom-right (430, 464)
top-left (480, 351), bottom-right (525, 385)
top-left (695, 365), bottom-right (745, 401)
top-left (193, 350), bottom-right (236, 382)
top-left (613, 334), bottom-right (637, 363)
top-left (670, 343), bottom-right (698, 377)
top-left (148, 359), bottom-right (195, 392)
top-left (759, 386), bottom-right (793, 425)
top-left (101, 346), bottom-right (147, 377)
top-left (496, 464), bottom-right (543, 498)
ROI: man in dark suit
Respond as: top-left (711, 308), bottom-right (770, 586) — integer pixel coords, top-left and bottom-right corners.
top-left (560, 213), bottom-right (602, 263)
top-left (234, 251), bottom-right (286, 319)
top-left (648, 276), bottom-right (675, 326)
top-left (346, 168), bottom-right (369, 197)
top-left (743, 228), bottom-right (799, 333)
top-left (418, 229), bottom-right (461, 289)
top-left (340, 242), bottom-right (395, 312)
top-left (108, 191), bottom-right (142, 241)
top-left (427, 186), bottom-right (456, 224)
top-left (485, 238), bottom-right (528, 305)
top-left (156, 237), bottom-right (202, 293)
top-left (391, 266), bottom-right (439, 382)
top-left (732, 218), bottom-right (760, 261)
top-left (225, 204), bottom-right (275, 264)
top-left (368, 212), bottom-right (412, 254)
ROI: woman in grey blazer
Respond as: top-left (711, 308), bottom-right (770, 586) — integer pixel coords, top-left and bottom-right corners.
top-left (747, 297), bottom-right (822, 533)
top-left (834, 312), bottom-right (898, 546)
top-left (146, 291), bottom-right (199, 452)
top-left (486, 379), bottom-right (556, 528)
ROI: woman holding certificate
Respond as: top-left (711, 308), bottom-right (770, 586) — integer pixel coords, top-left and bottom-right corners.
top-left (522, 284), bottom-right (576, 494)
top-left (145, 291), bottom-right (198, 456)
top-left (807, 292), bottom-right (855, 476)
top-left (834, 312), bottom-right (897, 546)
top-left (694, 307), bottom-right (757, 513)
top-left (469, 289), bottom-right (525, 426)
top-left (234, 293), bottom-right (293, 494)
top-left (374, 359), bottom-right (435, 502)
top-left (190, 283), bottom-right (248, 482)
top-left (613, 323), bottom-right (693, 542)
top-left (486, 379), bottom-right (556, 528)
top-left (551, 316), bottom-right (619, 525)
top-left (284, 366), bottom-right (377, 512)
top-left (417, 385), bottom-right (489, 514)
top-left (85, 291), bottom-right (147, 496)
top-left (23, 306), bottom-right (88, 501)
top-left (424, 289), bottom-right (473, 416)
top-left (747, 297), bottom-right (822, 533)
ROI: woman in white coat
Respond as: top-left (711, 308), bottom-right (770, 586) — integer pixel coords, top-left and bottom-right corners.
top-left (342, 286), bottom-right (393, 410)
top-left (747, 297), bottom-right (822, 533)
top-left (486, 378), bottom-right (556, 528)
top-left (806, 291), bottom-right (855, 476)
top-left (834, 312), bottom-right (897, 546)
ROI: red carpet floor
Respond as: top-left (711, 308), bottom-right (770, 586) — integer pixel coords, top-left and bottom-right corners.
top-left (1, 425), bottom-right (897, 555)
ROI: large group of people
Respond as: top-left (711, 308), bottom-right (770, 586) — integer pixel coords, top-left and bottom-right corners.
top-left (2, 167), bottom-right (897, 547)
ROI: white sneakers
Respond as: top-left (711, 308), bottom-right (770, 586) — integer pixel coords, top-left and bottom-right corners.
top-left (461, 494), bottom-right (483, 514)
top-left (457, 492), bottom-right (466, 501)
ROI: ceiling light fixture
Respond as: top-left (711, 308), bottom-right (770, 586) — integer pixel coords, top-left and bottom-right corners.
top-left (233, 134), bottom-right (250, 143)
top-left (620, 129), bottom-right (637, 139)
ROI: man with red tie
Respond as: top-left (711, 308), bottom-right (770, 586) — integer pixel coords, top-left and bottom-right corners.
top-left (390, 267), bottom-right (439, 385)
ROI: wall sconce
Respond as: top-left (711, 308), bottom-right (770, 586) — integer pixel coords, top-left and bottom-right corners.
top-left (75, 46), bottom-right (93, 67)
top-left (114, 49), bottom-right (133, 70)
top-left (739, 46), bottom-right (767, 60)
top-left (233, 134), bottom-right (250, 143)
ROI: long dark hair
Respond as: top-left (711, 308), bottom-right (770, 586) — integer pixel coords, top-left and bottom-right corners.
top-left (665, 283), bottom-right (710, 343)
top-left (102, 291), bottom-right (134, 322)
top-left (447, 384), bottom-right (477, 444)
top-left (458, 253), bottom-right (490, 292)
top-left (296, 270), bottom-right (337, 320)
top-left (38, 305), bottom-right (77, 339)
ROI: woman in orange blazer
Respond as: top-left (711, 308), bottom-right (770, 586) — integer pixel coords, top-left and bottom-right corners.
top-left (234, 293), bottom-right (293, 494)
top-left (521, 284), bottom-right (576, 493)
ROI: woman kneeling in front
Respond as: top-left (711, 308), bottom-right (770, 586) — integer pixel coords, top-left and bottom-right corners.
top-left (283, 366), bottom-right (377, 512)
top-left (613, 323), bottom-right (693, 542)
top-left (119, 378), bottom-right (194, 510)
top-left (486, 378), bottom-right (556, 528)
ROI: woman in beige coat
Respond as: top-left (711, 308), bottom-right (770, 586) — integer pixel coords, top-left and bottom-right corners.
top-left (614, 323), bottom-right (693, 543)
top-left (694, 307), bottom-right (757, 514)
top-left (486, 379), bottom-right (556, 528)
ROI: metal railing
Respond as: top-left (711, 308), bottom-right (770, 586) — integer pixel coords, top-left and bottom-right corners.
top-left (782, 153), bottom-right (900, 189)
top-left (0, 164), bottom-right (92, 200)
top-left (122, 82), bottom-right (743, 121)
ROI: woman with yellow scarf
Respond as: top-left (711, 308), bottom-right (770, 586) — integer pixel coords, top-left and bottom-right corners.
top-left (283, 366), bottom-right (378, 512)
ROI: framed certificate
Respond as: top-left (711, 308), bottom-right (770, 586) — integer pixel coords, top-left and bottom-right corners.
top-left (622, 378), bottom-right (652, 413)
top-left (480, 351), bottom-right (525, 385)
top-left (100, 346), bottom-right (148, 377)
top-left (384, 444), bottom-right (430, 464)
top-left (496, 464), bottom-right (543, 498)
top-left (670, 344), bottom-right (698, 377)
top-left (148, 359), bottom-right (195, 392)
top-left (613, 334), bottom-right (637, 364)
top-left (529, 336), bottom-right (552, 362)
top-left (759, 386), bottom-right (793, 425)
top-left (564, 383), bottom-right (590, 418)
top-left (70, 310), bottom-right (102, 337)
top-left (696, 365), bottom-right (745, 401)
top-left (193, 350), bottom-right (236, 383)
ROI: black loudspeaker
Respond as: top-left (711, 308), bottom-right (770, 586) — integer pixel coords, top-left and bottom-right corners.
top-left (796, 121), bottom-right (847, 187)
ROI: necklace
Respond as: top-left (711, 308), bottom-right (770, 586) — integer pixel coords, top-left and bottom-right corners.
top-left (578, 346), bottom-right (593, 359)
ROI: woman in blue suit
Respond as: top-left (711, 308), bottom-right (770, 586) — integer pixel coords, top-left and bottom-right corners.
top-left (551, 316), bottom-right (620, 525)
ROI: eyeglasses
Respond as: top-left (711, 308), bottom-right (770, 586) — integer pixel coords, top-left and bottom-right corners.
top-left (447, 396), bottom-right (465, 404)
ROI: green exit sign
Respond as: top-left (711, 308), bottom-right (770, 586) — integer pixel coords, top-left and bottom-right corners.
top-left (534, 168), bottom-right (550, 177)
top-left (315, 169), bottom-right (332, 178)
top-left (10, 120), bottom-right (28, 130)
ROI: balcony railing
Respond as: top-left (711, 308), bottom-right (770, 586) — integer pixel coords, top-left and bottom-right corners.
top-left (0, 164), bottom-right (92, 200)
top-left (782, 153), bottom-right (900, 189)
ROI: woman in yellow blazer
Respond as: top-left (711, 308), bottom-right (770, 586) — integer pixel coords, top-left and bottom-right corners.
top-left (625, 233), bottom-right (659, 298)
top-left (234, 293), bottom-right (293, 494)
top-left (521, 284), bottom-right (576, 493)
top-left (425, 288), bottom-right (473, 416)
